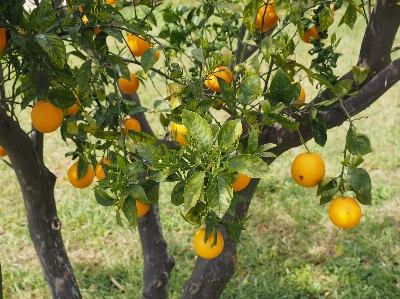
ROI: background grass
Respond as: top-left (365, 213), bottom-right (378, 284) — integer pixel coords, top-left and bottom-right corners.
top-left (1, 1), bottom-right (400, 298)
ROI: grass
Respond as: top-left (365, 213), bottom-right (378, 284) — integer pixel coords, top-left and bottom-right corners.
top-left (1, 2), bottom-right (400, 298)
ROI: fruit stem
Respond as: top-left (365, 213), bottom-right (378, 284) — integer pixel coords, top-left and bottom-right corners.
top-left (296, 128), bottom-right (310, 153)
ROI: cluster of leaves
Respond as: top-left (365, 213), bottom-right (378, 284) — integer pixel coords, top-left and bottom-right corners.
top-left (0, 0), bottom-right (374, 238)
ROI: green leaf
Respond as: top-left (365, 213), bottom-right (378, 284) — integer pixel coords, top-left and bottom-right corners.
top-left (34, 33), bottom-right (66, 68)
top-left (319, 6), bottom-right (334, 32)
top-left (333, 79), bottom-right (353, 97)
top-left (243, 0), bottom-right (264, 34)
top-left (218, 119), bottom-right (242, 148)
top-left (123, 195), bottom-right (138, 226)
top-left (181, 201), bottom-right (206, 225)
top-left (48, 88), bottom-right (77, 108)
top-left (274, 0), bottom-right (290, 20)
top-left (227, 155), bottom-right (269, 178)
top-left (317, 178), bottom-right (339, 205)
top-left (348, 168), bottom-right (372, 204)
top-left (283, 83), bottom-right (300, 105)
top-left (339, 2), bottom-right (358, 29)
top-left (191, 48), bottom-right (206, 64)
top-left (270, 113), bottom-right (300, 131)
top-left (77, 158), bottom-right (89, 180)
top-left (127, 184), bottom-right (151, 204)
top-left (206, 173), bottom-right (233, 218)
top-left (102, 28), bottom-right (123, 42)
top-left (260, 100), bottom-right (271, 114)
top-left (238, 75), bottom-right (262, 103)
top-left (141, 48), bottom-right (157, 73)
top-left (218, 78), bottom-right (235, 111)
top-left (171, 181), bottom-right (185, 206)
top-left (106, 54), bottom-right (130, 80)
top-left (94, 187), bottom-right (115, 207)
top-left (137, 143), bottom-right (156, 165)
top-left (30, 6), bottom-right (57, 30)
top-left (352, 66), bottom-right (369, 85)
top-left (261, 36), bottom-right (273, 63)
top-left (310, 73), bottom-right (335, 90)
top-left (183, 171), bottom-right (205, 215)
top-left (128, 131), bottom-right (158, 145)
top-left (247, 130), bottom-right (259, 154)
top-left (346, 127), bottom-right (372, 155)
top-left (182, 109), bottom-right (213, 150)
top-left (270, 68), bottom-right (291, 94)
top-left (76, 59), bottom-right (92, 88)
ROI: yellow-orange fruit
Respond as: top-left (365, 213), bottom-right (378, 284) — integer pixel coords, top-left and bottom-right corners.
top-left (118, 73), bottom-right (140, 94)
top-left (31, 100), bottom-right (64, 133)
top-left (204, 66), bottom-right (234, 93)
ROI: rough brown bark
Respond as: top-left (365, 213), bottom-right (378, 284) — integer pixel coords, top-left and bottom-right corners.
top-left (0, 109), bottom-right (82, 298)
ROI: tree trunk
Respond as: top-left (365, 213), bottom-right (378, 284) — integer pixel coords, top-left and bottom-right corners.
top-left (125, 93), bottom-right (175, 298)
top-left (0, 109), bottom-right (82, 298)
top-left (181, 179), bottom-right (260, 299)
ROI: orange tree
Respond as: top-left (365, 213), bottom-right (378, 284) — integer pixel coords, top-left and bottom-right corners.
top-left (0, 0), bottom-right (399, 297)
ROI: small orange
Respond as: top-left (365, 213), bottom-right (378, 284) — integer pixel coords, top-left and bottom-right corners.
top-left (232, 173), bottom-right (251, 192)
top-left (118, 73), bottom-right (140, 94)
top-left (67, 162), bottom-right (95, 188)
top-left (292, 82), bottom-right (306, 104)
top-left (67, 97), bottom-right (80, 115)
top-left (127, 34), bottom-right (151, 57)
top-left (155, 50), bottom-right (161, 62)
top-left (136, 200), bottom-right (150, 217)
top-left (106, 0), bottom-right (116, 4)
top-left (94, 28), bottom-right (102, 35)
top-left (254, 2), bottom-right (279, 33)
top-left (81, 14), bottom-right (88, 25)
top-left (302, 25), bottom-right (319, 43)
top-left (95, 156), bottom-right (111, 180)
top-left (328, 196), bottom-right (362, 229)
top-left (291, 152), bottom-right (325, 187)
top-left (0, 28), bottom-right (7, 53)
top-left (31, 100), bottom-right (64, 133)
top-left (0, 146), bottom-right (7, 157)
top-left (193, 228), bottom-right (224, 259)
top-left (123, 118), bottom-right (141, 134)
top-left (204, 66), bottom-right (234, 92)
top-left (171, 122), bottom-right (188, 146)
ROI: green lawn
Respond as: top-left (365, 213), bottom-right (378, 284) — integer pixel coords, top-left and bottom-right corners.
top-left (1, 1), bottom-right (400, 298)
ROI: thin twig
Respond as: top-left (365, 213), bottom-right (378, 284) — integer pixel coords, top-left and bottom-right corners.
top-left (109, 275), bottom-right (125, 292)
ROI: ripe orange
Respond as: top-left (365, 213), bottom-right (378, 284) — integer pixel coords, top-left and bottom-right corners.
top-left (193, 228), bottom-right (224, 259)
top-left (95, 156), bottom-right (111, 180)
top-left (302, 25), bottom-right (319, 43)
top-left (123, 118), bottom-right (141, 134)
top-left (171, 122), bottom-right (188, 146)
top-left (127, 34), bottom-right (151, 57)
top-left (291, 152), bottom-right (325, 187)
top-left (328, 196), bottom-right (362, 229)
top-left (232, 173), bottom-right (251, 192)
top-left (155, 50), bottom-right (161, 62)
top-left (292, 82), bottom-right (306, 104)
top-left (254, 2), bottom-right (279, 33)
top-left (204, 66), bottom-right (234, 92)
top-left (67, 162), bottom-right (95, 188)
top-left (118, 73), bottom-right (140, 94)
top-left (94, 28), bottom-right (102, 35)
top-left (67, 97), bottom-right (80, 115)
top-left (0, 28), bottom-right (7, 53)
top-left (31, 100), bottom-right (64, 133)
top-left (0, 146), bottom-right (7, 157)
top-left (136, 200), bottom-right (150, 217)
top-left (106, 0), bottom-right (116, 4)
